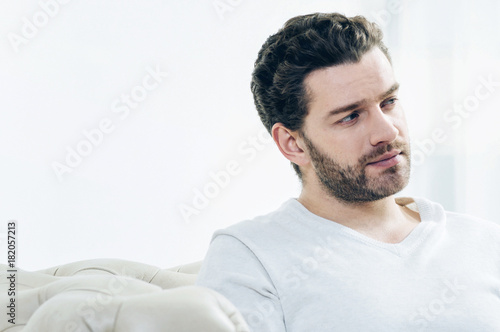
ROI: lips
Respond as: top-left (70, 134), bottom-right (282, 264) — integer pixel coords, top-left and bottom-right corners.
top-left (366, 150), bottom-right (402, 166)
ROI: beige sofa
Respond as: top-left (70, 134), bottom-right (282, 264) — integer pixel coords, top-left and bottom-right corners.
top-left (0, 259), bottom-right (249, 331)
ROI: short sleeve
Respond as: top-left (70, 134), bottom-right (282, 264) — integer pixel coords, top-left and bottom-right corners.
top-left (196, 234), bottom-right (286, 332)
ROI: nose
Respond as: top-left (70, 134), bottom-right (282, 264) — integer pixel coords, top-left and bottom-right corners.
top-left (368, 107), bottom-right (399, 147)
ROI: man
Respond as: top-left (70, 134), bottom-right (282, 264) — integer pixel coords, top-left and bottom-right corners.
top-left (196, 12), bottom-right (500, 331)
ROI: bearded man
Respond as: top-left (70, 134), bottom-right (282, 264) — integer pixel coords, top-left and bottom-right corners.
top-left (196, 12), bottom-right (500, 331)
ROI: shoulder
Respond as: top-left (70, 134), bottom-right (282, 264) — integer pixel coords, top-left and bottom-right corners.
top-left (445, 210), bottom-right (500, 234)
top-left (411, 196), bottom-right (500, 238)
top-left (213, 198), bottom-right (301, 242)
top-left (197, 200), bottom-right (302, 289)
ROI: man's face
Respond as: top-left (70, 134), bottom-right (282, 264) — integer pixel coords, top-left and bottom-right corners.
top-left (300, 47), bottom-right (411, 203)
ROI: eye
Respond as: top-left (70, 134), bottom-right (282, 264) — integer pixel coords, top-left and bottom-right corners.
top-left (339, 112), bottom-right (359, 124)
top-left (381, 97), bottom-right (398, 108)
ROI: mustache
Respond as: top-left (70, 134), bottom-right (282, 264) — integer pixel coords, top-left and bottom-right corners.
top-left (359, 140), bottom-right (410, 165)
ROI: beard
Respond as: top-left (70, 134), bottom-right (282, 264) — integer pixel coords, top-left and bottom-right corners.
top-left (302, 133), bottom-right (411, 204)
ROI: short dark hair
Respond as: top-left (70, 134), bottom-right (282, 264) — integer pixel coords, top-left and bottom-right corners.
top-left (251, 12), bottom-right (391, 178)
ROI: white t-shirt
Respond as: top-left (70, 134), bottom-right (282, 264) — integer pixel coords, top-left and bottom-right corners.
top-left (196, 197), bottom-right (500, 331)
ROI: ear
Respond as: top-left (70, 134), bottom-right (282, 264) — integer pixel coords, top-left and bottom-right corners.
top-left (271, 123), bottom-right (310, 167)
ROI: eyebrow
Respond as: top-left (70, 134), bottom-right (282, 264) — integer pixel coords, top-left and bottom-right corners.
top-left (324, 82), bottom-right (400, 120)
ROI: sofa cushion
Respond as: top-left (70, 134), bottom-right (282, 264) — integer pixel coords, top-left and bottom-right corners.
top-left (0, 259), bottom-right (249, 332)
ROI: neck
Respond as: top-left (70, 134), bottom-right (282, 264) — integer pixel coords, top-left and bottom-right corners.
top-left (297, 184), bottom-right (420, 243)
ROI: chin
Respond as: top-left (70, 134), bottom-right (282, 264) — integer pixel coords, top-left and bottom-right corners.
top-left (363, 168), bottom-right (411, 201)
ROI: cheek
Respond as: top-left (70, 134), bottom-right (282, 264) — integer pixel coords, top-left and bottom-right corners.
top-left (331, 136), bottom-right (365, 165)
top-left (394, 115), bottom-right (410, 139)
top-left (393, 107), bottom-right (409, 134)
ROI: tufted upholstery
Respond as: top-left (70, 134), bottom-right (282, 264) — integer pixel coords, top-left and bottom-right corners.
top-left (0, 259), bottom-right (249, 331)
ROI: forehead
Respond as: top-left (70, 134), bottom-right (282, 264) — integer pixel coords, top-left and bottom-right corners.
top-left (304, 47), bottom-right (396, 115)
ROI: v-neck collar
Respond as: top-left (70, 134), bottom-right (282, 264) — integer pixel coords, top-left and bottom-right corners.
top-left (287, 197), bottom-right (445, 258)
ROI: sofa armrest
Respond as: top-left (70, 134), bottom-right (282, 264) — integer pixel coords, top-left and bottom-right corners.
top-left (0, 260), bottom-right (248, 332)
top-left (36, 258), bottom-right (200, 288)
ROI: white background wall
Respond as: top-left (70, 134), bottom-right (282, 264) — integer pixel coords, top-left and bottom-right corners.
top-left (1, 0), bottom-right (499, 270)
